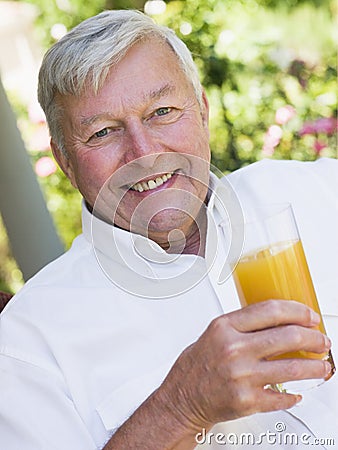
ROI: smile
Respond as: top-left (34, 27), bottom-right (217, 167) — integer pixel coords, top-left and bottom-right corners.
top-left (129, 172), bottom-right (174, 192)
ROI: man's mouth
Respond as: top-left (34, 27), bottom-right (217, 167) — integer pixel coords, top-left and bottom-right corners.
top-left (129, 171), bottom-right (174, 192)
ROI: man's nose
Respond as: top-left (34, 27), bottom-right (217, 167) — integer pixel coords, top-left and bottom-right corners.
top-left (123, 120), bottom-right (161, 168)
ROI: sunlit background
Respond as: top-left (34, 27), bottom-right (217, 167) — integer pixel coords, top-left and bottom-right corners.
top-left (0, 0), bottom-right (337, 293)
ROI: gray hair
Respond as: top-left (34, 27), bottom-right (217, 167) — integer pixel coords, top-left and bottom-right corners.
top-left (38, 9), bottom-right (203, 156)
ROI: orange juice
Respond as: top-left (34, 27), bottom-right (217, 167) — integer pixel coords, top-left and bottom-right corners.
top-left (233, 240), bottom-right (333, 366)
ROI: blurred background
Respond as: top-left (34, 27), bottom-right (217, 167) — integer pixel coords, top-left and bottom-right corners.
top-left (0, 0), bottom-right (337, 293)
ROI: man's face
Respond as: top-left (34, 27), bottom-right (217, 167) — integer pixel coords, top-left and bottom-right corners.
top-left (53, 38), bottom-right (211, 249)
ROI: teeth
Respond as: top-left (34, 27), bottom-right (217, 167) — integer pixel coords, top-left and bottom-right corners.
top-left (135, 183), bottom-right (144, 192)
top-left (130, 172), bottom-right (174, 192)
top-left (148, 180), bottom-right (157, 189)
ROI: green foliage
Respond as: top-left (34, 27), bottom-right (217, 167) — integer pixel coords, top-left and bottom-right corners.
top-left (35, 163), bottom-right (83, 249)
top-left (20, 0), bottom-right (147, 48)
top-left (21, 0), bottom-right (106, 47)
top-left (257, 0), bottom-right (332, 8)
top-left (158, 0), bottom-right (337, 172)
top-left (0, 216), bottom-right (20, 294)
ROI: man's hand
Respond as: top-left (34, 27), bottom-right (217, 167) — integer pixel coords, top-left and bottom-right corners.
top-left (159, 299), bottom-right (331, 432)
top-left (105, 299), bottom-right (331, 449)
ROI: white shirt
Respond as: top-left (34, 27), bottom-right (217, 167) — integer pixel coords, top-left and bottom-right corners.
top-left (0, 158), bottom-right (337, 450)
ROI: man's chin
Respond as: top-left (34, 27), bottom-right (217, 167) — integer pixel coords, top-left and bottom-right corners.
top-left (128, 215), bottom-right (182, 237)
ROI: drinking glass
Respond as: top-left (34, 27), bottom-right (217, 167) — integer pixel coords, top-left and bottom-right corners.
top-left (232, 203), bottom-right (335, 393)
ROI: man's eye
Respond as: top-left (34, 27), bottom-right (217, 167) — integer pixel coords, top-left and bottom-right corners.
top-left (155, 107), bottom-right (171, 117)
top-left (94, 128), bottom-right (109, 138)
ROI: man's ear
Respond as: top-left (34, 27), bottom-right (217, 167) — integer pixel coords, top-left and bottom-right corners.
top-left (50, 139), bottom-right (78, 189)
top-left (201, 90), bottom-right (210, 130)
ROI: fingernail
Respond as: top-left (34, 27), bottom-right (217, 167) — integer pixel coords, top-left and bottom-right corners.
top-left (295, 394), bottom-right (303, 404)
top-left (310, 310), bottom-right (320, 325)
top-left (324, 335), bottom-right (332, 350)
top-left (325, 361), bottom-right (332, 375)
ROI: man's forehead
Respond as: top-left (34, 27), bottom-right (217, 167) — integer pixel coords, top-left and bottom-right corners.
top-left (56, 39), bottom-right (193, 119)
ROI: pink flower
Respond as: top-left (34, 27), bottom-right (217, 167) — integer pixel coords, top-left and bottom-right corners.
top-left (313, 140), bottom-right (326, 154)
top-left (35, 157), bottom-right (57, 177)
top-left (262, 125), bottom-right (283, 155)
top-left (299, 122), bottom-right (316, 136)
top-left (29, 124), bottom-right (51, 151)
top-left (262, 144), bottom-right (275, 156)
top-left (275, 105), bottom-right (296, 125)
top-left (299, 117), bottom-right (337, 136)
top-left (268, 125), bottom-right (283, 140)
top-left (28, 101), bottom-right (46, 124)
top-left (313, 118), bottom-right (337, 135)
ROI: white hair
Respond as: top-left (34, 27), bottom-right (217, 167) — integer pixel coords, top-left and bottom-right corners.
top-left (38, 9), bottom-right (203, 155)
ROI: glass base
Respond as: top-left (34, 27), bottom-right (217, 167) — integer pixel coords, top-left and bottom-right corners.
top-left (267, 350), bottom-right (335, 394)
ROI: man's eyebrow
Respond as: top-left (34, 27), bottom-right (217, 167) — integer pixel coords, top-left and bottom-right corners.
top-left (80, 84), bottom-right (176, 126)
top-left (146, 83), bottom-right (176, 101)
top-left (80, 113), bottom-right (115, 127)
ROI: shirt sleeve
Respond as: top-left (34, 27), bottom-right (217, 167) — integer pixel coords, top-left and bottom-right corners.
top-left (0, 353), bottom-right (99, 450)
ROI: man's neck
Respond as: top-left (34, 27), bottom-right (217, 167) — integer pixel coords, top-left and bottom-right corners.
top-left (86, 201), bottom-right (208, 257)
top-left (161, 207), bottom-right (207, 257)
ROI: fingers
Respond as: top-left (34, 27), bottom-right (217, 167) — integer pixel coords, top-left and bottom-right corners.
top-left (219, 382), bottom-right (302, 418)
top-left (226, 357), bottom-right (331, 418)
top-left (259, 358), bottom-right (332, 386)
top-left (253, 388), bottom-right (302, 414)
top-left (227, 299), bottom-right (320, 333)
top-left (250, 325), bottom-right (331, 359)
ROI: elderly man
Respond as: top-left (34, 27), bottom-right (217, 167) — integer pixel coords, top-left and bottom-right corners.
top-left (0, 10), bottom-right (337, 450)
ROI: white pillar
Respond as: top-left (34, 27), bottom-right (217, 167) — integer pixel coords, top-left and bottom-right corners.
top-left (0, 78), bottom-right (64, 281)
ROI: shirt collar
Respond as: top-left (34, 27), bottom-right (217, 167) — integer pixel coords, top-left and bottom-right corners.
top-left (81, 171), bottom-right (243, 294)
top-left (82, 172), bottom-right (225, 255)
